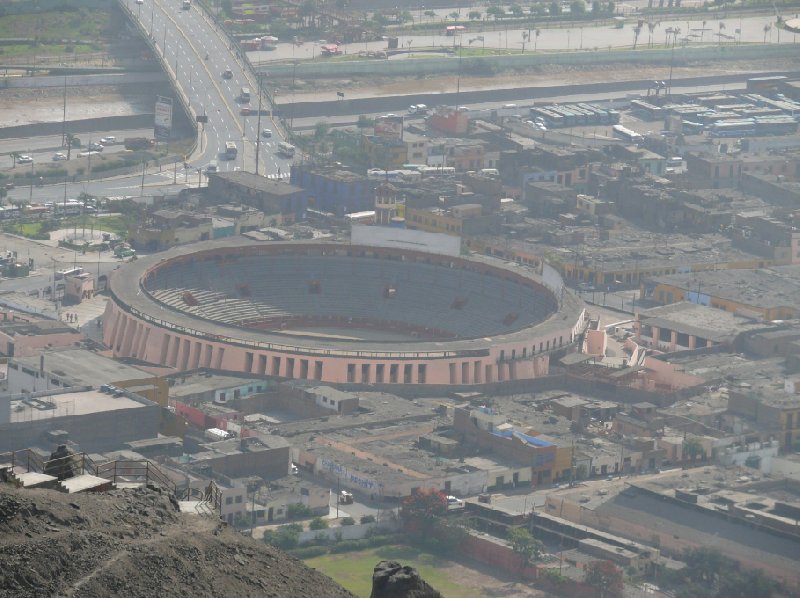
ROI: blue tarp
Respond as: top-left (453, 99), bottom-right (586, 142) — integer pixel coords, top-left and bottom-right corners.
top-left (492, 429), bottom-right (553, 447)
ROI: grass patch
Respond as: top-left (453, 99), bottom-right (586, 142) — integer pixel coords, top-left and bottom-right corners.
top-left (304, 544), bottom-right (487, 597)
top-left (5, 222), bottom-right (42, 237)
top-left (0, 10), bottom-right (110, 40)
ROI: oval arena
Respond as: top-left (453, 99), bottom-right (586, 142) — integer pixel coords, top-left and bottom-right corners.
top-left (103, 240), bottom-right (586, 386)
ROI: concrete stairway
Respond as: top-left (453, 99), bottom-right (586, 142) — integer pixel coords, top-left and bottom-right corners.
top-left (58, 474), bottom-right (114, 494)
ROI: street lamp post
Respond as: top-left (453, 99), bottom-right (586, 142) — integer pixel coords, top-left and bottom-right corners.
top-left (255, 73), bottom-right (264, 176)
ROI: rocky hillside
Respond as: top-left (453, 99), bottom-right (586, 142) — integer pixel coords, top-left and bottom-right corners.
top-left (0, 484), bottom-right (354, 598)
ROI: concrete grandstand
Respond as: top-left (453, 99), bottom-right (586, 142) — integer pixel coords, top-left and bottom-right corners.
top-left (103, 239), bottom-right (586, 386)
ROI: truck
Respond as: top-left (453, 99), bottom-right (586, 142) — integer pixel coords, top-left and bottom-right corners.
top-left (277, 142), bottom-right (295, 157)
top-left (182, 0), bottom-right (191, 10)
top-left (114, 244), bottom-right (136, 258)
top-left (124, 137), bottom-right (156, 150)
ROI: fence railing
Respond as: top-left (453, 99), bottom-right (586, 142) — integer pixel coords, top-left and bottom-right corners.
top-left (1, 448), bottom-right (222, 516)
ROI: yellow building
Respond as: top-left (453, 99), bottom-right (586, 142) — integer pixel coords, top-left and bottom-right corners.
top-left (641, 267), bottom-right (799, 321)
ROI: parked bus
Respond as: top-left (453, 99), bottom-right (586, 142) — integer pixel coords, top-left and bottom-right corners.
top-left (681, 121), bottom-right (705, 135)
top-left (224, 141), bottom-right (238, 160)
top-left (53, 200), bottom-right (88, 216)
top-left (55, 267), bottom-right (83, 281)
top-left (240, 87), bottom-right (251, 103)
top-left (277, 142), bottom-right (295, 157)
top-left (710, 120), bottom-right (757, 138)
top-left (612, 124), bottom-right (643, 143)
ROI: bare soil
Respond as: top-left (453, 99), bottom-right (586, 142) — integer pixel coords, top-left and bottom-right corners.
top-left (287, 57), bottom-right (799, 101)
top-left (0, 484), bottom-right (354, 598)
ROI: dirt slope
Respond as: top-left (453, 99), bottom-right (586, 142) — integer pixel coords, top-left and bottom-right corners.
top-left (0, 484), bottom-right (354, 598)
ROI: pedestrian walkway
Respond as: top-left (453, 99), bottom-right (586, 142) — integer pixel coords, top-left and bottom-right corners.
top-left (58, 294), bottom-right (108, 345)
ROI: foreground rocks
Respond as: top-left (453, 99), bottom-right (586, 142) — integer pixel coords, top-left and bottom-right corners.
top-left (370, 560), bottom-right (443, 598)
top-left (0, 484), bottom-right (354, 598)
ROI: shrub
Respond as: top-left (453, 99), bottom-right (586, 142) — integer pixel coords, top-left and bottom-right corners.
top-left (360, 514), bottom-right (376, 524)
top-left (340, 517), bottom-right (356, 526)
top-left (287, 503), bottom-right (312, 520)
top-left (263, 524), bottom-right (302, 550)
top-left (309, 517), bottom-right (329, 530)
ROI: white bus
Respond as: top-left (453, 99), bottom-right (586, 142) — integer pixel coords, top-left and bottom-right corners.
top-left (55, 267), bottom-right (83, 281)
top-left (612, 124), bottom-right (643, 144)
top-left (224, 141), bottom-right (238, 160)
top-left (277, 142), bottom-right (295, 157)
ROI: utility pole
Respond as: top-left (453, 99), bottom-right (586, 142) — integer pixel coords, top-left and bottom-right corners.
top-left (61, 76), bottom-right (67, 147)
top-left (255, 73), bottom-right (264, 176)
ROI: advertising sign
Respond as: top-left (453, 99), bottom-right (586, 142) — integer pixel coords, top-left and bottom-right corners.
top-left (154, 96), bottom-right (173, 141)
top-left (374, 115), bottom-right (403, 140)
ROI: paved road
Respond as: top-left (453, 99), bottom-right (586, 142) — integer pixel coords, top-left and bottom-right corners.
top-left (126, 0), bottom-right (293, 176)
top-left (250, 13), bottom-right (799, 65)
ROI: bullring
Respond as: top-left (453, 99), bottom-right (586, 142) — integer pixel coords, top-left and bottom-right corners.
top-left (103, 239), bottom-right (586, 386)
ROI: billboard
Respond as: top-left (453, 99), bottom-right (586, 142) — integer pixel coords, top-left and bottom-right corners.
top-left (374, 115), bottom-right (403, 140)
top-left (154, 96), bottom-right (173, 141)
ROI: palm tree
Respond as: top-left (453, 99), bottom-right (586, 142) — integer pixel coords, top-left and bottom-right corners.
top-left (66, 133), bottom-right (76, 160)
top-left (10, 151), bottom-right (20, 168)
top-left (633, 25), bottom-right (642, 49)
top-left (700, 20), bottom-right (707, 42)
top-left (534, 29), bottom-right (541, 51)
top-left (763, 23), bottom-right (772, 43)
top-left (718, 21), bottom-right (725, 44)
top-left (648, 21), bottom-right (658, 48)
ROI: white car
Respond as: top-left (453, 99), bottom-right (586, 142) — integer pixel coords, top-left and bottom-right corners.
top-left (261, 128), bottom-right (272, 138)
top-left (446, 495), bottom-right (465, 509)
top-left (17, 155), bottom-right (33, 164)
top-left (52, 152), bottom-right (67, 161)
top-left (135, 0), bottom-right (143, 4)
top-left (100, 136), bottom-right (116, 144)
top-left (78, 150), bottom-right (101, 157)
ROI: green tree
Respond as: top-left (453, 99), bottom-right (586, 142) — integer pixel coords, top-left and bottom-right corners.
top-left (360, 514), bottom-right (376, 524)
top-left (487, 6), bottom-right (506, 20)
top-left (314, 121), bottom-right (330, 140)
top-left (9, 151), bottom-right (20, 168)
top-left (507, 527), bottom-right (543, 570)
top-left (424, 10), bottom-right (436, 20)
top-left (468, 10), bottom-right (482, 20)
top-left (585, 560), bottom-right (624, 598)
top-left (309, 516), bottom-right (329, 530)
top-left (510, 4), bottom-right (525, 17)
top-left (571, 0), bottom-right (587, 14)
top-left (548, 2), bottom-right (562, 16)
top-left (263, 523), bottom-right (302, 550)
top-left (683, 436), bottom-right (704, 461)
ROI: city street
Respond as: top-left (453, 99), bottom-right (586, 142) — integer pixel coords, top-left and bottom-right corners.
top-left (249, 12), bottom-right (799, 65)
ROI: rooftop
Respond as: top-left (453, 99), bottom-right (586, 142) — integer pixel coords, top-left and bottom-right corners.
top-left (209, 171), bottom-right (303, 195)
top-left (9, 388), bottom-right (153, 423)
top-left (647, 266), bottom-right (800, 313)
top-left (638, 302), bottom-right (770, 342)
top-left (476, 222), bottom-right (759, 272)
top-left (12, 348), bottom-right (153, 387)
